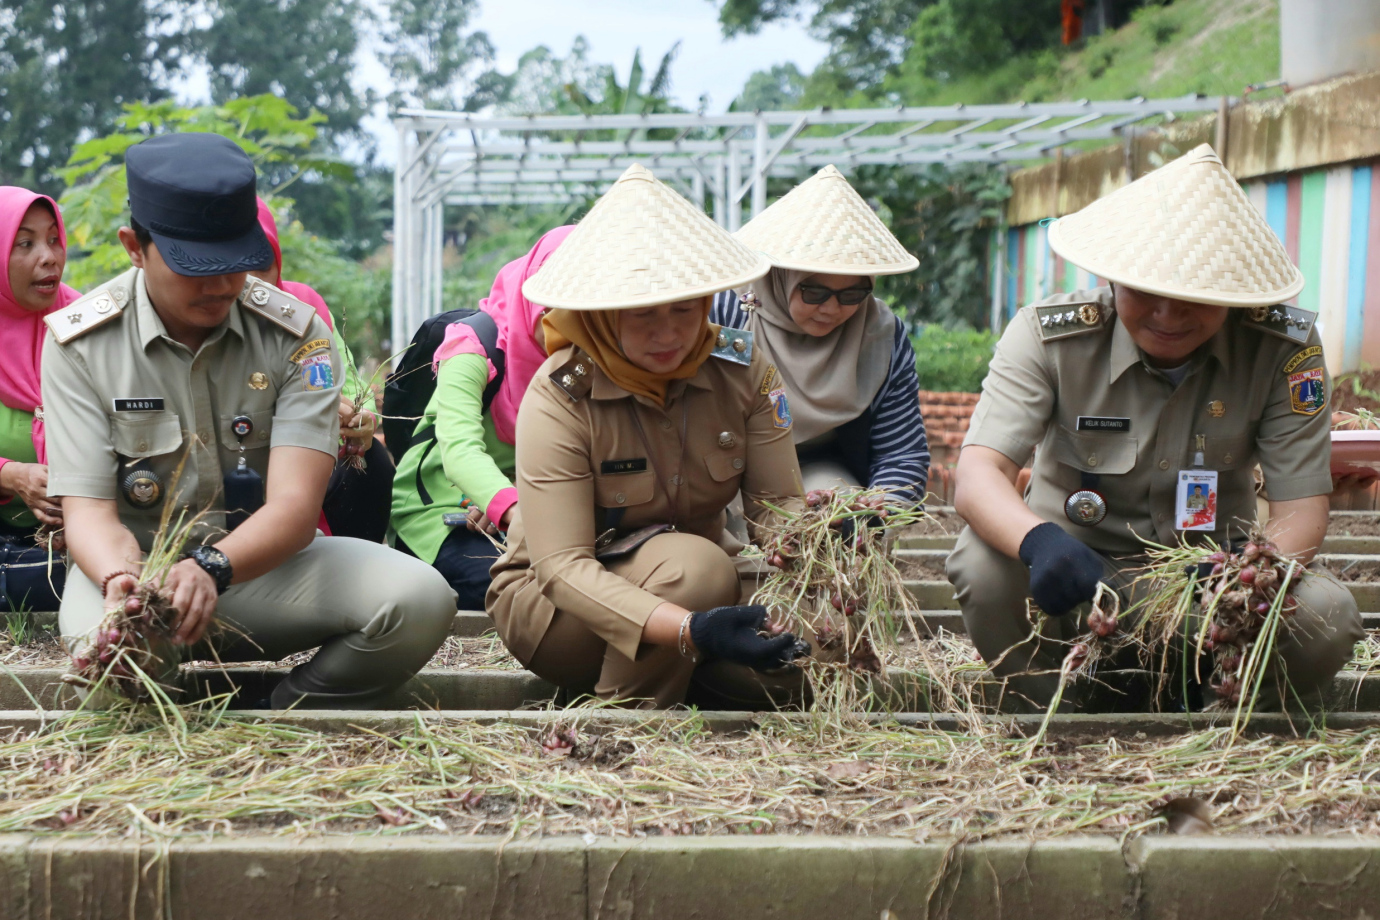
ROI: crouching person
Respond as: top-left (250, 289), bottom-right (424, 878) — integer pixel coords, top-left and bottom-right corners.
top-left (44, 134), bottom-right (455, 709)
top-left (946, 145), bottom-right (1362, 710)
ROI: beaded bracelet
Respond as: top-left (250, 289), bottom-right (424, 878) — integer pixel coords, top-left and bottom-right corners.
top-left (99, 570), bottom-right (139, 597)
top-left (677, 612), bottom-right (696, 660)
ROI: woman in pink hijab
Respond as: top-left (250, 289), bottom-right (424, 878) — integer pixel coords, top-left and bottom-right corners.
top-left (390, 226), bottom-right (573, 610)
top-left (253, 199), bottom-right (394, 543)
top-left (0, 187), bottom-right (80, 611)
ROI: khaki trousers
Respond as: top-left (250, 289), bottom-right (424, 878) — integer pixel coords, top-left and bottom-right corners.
top-left (945, 525), bottom-right (1364, 710)
top-left (496, 532), bottom-right (799, 709)
top-left (61, 536), bottom-right (458, 708)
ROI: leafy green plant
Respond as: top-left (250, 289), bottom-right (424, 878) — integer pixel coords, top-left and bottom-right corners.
top-left (911, 324), bottom-right (996, 393)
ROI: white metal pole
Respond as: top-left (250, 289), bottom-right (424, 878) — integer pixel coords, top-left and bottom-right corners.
top-left (429, 201), bottom-right (444, 317)
top-left (391, 122), bottom-right (411, 359)
top-left (691, 170), bottom-right (705, 213)
top-left (751, 113), bottom-right (768, 218)
top-left (727, 146), bottom-right (742, 232)
top-left (713, 157), bottom-right (727, 227)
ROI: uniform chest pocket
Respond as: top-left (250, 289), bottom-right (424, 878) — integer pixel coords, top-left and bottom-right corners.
top-left (111, 413), bottom-right (184, 460)
top-left (1203, 433), bottom-right (1251, 470)
top-left (703, 451), bottom-right (745, 482)
top-left (218, 410), bottom-right (274, 451)
top-left (1054, 426), bottom-right (1139, 475)
top-left (593, 470), bottom-right (656, 508)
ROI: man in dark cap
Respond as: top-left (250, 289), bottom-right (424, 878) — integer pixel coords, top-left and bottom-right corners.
top-left (42, 132), bottom-right (456, 708)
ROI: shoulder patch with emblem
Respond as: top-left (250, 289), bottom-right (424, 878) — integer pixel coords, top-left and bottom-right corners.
top-left (1243, 304), bottom-right (1316, 344)
top-left (1034, 301), bottom-right (1107, 343)
top-left (759, 363), bottom-right (779, 396)
top-left (240, 277), bottom-right (314, 338)
top-left (711, 327), bottom-right (753, 365)
top-left (289, 338), bottom-right (332, 365)
top-left (1282, 344), bottom-right (1323, 375)
top-left (1288, 367), bottom-right (1327, 415)
top-left (44, 285), bottom-right (128, 344)
top-left (549, 351), bottom-right (594, 401)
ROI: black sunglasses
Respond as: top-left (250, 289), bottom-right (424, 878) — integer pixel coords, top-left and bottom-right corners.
top-left (796, 282), bottom-right (873, 306)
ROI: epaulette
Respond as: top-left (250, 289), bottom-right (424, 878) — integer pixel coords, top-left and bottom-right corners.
top-left (240, 277), bottom-right (314, 338)
top-left (1242, 304), bottom-right (1315, 344)
top-left (549, 351), bottom-right (594, 401)
top-left (44, 284), bottom-right (130, 345)
top-left (1034, 301), bottom-right (1108, 343)
top-left (710, 327), bottom-right (753, 365)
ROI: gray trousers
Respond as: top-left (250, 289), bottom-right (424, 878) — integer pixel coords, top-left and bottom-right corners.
top-left (61, 536), bottom-right (457, 708)
top-left (945, 525), bottom-right (1364, 710)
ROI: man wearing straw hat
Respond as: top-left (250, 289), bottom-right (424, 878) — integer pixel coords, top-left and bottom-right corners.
top-left (487, 163), bottom-right (810, 708)
top-left (947, 144), bottom-right (1363, 708)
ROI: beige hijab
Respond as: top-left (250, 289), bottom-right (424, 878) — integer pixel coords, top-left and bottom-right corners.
top-left (748, 268), bottom-right (896, 442)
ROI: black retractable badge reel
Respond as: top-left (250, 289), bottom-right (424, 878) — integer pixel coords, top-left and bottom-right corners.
top-left (224, 415), bottom-right (264, 530)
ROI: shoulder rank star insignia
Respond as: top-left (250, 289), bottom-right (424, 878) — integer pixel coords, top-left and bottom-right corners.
top-left (280, 304), bottom-right (296, 319)
top-left (69, 313), bottom-right (82, 324)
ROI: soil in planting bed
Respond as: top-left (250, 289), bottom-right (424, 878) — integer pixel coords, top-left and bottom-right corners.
top-left (894, 507), bottom-right (964, 537)
top-left (1329, 513), bottom-right (1380, 536)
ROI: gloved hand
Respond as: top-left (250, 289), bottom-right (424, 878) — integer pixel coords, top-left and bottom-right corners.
top-left (689, 604), bottom-right (809, 672)
top-left (1017, 522), bottom-right (1105, 617)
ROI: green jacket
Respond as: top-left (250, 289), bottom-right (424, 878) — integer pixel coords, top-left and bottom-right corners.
top-left (0, 402), bottom-right (37, 531)
top-left (390, 354), bottom-right (516, 563)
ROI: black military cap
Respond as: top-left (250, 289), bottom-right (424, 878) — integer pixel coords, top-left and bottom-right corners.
top-left (126, 133), bottom-right (273, 277)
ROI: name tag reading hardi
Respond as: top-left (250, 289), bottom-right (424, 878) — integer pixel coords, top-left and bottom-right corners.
top-left (1077, 416), bottom-right (1130, 432)
top-left (113, 398), bottom-right (165, 412)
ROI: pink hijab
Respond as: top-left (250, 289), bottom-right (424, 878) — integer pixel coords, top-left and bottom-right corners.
top-left (0, 187), bottom-right (81, 466)
top-left (433, 225), bottom-right (574, 444)
top-left (255, 197), bottom-right (333, 330)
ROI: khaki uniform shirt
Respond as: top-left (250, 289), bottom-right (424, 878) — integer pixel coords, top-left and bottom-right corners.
top-left (490, 331), bottom-right (803, 661)
top-left (964, 287), bottom-right (1333, 554)
top-left (42, 268), bottom-right (340, 550)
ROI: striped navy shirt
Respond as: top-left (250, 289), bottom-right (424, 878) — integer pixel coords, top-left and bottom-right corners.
top-left (712, 291), bottom-right (930, 503)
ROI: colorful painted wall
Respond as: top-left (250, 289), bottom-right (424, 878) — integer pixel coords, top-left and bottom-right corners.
top-left (995, 159), bottom-right (1380, 374)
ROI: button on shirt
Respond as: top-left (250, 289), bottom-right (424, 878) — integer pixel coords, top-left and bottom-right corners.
top-left (964, 288), bottom-right (1333, 554)
top-left (42, 268), bottom-right (340, 550)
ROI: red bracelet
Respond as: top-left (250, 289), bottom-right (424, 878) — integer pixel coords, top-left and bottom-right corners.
top-left (99, 570), bottom-right (139, 596)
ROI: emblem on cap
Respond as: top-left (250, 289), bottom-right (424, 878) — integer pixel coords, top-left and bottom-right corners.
top-left (1065, 489), bottom-right (1107, 526)
top-left (121, 469), bottom-right (163, 509)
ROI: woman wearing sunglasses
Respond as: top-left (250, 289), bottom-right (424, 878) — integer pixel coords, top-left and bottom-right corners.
top-left (712, 165), bottom-right (930, 502)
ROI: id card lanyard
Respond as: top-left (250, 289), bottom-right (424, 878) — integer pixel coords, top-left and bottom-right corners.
top-left (1175, 433), bottom-right (1218, 532)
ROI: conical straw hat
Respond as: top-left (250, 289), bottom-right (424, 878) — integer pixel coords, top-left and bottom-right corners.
top-left (521, 163), bottom-right (770, 310)
top-left (1048, 144), bottom-right (1303, 308)
top-left (733, 164), bottom-right (919, 276)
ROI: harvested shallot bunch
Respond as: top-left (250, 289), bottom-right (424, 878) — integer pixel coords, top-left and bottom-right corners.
top-left (753, 487), bottom-right (945, 716)
top-left (66, 578), bottom-right (181, 703)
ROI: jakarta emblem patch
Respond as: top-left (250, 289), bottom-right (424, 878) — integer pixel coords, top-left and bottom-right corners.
top-left (301, 353), bottom-right (335, 391)
top-left (1288, 367), bottom-right (1326, 415)
top-left (769, 386), bottom-right (792, 429)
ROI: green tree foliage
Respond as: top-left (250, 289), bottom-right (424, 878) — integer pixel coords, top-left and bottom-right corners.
top-left (382, 0), bottom-right (508, 111)
top-left (851, 163), bottom-right (1009, 329)
top-left (190, 0), bottom-right (372, 140)
top-left (733, 63), bottom-right (806, 111)
top-left (501, 38), bottom-right (611, 116)
top-left (0, 0), bottom-right (175, 194)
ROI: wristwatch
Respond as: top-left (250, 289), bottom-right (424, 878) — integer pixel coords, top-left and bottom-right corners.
top-left (186, 544), bottom-right (233, 595)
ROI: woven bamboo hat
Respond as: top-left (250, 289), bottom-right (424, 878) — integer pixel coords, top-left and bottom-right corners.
top-left (733, 164), bottom-right (919, 275)
top-left (1047, 144), bottom-right (1303, 307)
top-left (521, 163), bottom-right (770, 310)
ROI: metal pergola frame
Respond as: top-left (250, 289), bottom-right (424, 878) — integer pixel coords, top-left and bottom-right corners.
top-left (391, 96), bottom-right (1226, 348)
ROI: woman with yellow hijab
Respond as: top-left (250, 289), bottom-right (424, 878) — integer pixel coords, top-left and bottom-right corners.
top-left (486, 164), bottom-right (808, 708)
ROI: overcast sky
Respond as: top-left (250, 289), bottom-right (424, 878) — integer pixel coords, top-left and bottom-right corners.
top-left (354, 0), bottom-right (830, 163)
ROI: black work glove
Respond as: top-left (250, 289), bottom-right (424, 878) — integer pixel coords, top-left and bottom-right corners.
top-left (1018, 522), bottom-right (1105, 617)
top-left (689, 605), bottom-right (808, 672)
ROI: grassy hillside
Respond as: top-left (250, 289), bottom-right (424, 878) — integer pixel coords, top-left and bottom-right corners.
top-left (886, 0), bottom-right (1279, 105)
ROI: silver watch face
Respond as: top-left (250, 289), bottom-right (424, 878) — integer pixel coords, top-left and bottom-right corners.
top-left (201, 546), bottom-right (229, 567)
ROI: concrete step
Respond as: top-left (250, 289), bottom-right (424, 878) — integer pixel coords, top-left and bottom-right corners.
top-left (3, 834), bottom-right (1377, 920)
top-left (7, 663), bottom-right (1378, 716)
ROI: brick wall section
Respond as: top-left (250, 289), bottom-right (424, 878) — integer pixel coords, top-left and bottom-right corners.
top-left (920, 391), bottom-right (978, 504)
